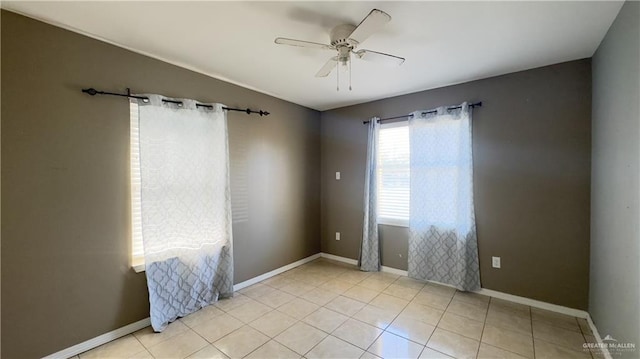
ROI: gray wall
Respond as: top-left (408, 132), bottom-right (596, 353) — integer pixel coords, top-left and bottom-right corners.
top-left (1, 11), bottom-right (320, 359)
top-left (321, 60), bottom-right (592, 310)
top-left (590, 1), bottom-right (640, 356)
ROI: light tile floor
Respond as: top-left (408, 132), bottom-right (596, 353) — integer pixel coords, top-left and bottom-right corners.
top-left (77, 258), bottom-right (602, 359)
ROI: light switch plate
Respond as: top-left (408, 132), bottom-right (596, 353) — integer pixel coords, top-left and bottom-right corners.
top-left (336, 172), bottom-right (341, 180)
top-left (492, 256), bottom-right (501, 268)
top-left (335, 232), bottom-right (341, 241)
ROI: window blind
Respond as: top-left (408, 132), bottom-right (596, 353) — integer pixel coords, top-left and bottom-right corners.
top-left (130, 102), bottom-right (144, 261)
top-left (377, 122), bottom-right (410, 225)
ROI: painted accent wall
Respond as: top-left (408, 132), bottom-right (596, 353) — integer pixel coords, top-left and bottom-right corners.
top-left (590, 1), bottom-right (640, 357)
top-left (1, 11), bottom-right (320, 359)
top-left (321, 59), bottom-right (592, 310)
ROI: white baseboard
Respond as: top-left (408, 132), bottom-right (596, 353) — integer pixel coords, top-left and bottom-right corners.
top-left (476, 288), bottom-right (589, 319)
top-left (318, 252), bottom-right (409, 277)
top-left (586, 314), bottom-right (613, 359)
top-left (46, 253), bottom-right (321, 358)
top-left (320, 252), bottom-right (357, 265)
top-left (320, 252), bottom-right (592, 319)
top-left (381, 265), bottom-right (408, 276)
top-left (43, 317), bottom-right (151, 359)
top-left (233, 253), bottom-right (321, 291)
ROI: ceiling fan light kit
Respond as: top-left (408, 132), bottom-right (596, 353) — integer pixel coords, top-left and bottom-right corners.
top-left (274, 9), bottom-right (405, 91)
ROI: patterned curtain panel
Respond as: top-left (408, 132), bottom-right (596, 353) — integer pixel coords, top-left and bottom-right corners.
top-left (359, 118), bottom-right (381, 272)
top-left (407, 103), bottom-right (480, 291)
top-left (136, 95), bottom-right (234, 331)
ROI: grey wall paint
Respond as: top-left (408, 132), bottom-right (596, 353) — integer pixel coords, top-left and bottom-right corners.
top-left (321, 60), bottom-right (592, 310)
top-left (1, 11), bottom-right (320, 358)
top-left (590, 1), bottom-right (640, 356)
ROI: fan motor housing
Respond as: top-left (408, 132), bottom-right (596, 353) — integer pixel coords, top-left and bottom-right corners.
top-left (330, 24), bottom-right (357, 47)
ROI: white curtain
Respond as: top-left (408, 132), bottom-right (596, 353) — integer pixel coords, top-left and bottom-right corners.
top-left (136, 95), bottom-right (233, 331)
top-left (359, 118), bottom-right (381, 272)
top-left (407, 102), bottom-right (480, 291)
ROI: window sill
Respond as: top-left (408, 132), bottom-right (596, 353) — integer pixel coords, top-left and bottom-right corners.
top-left (132, 257), bottom-right (145, 273)
top-left (377, 218), bottom-right (409, 228)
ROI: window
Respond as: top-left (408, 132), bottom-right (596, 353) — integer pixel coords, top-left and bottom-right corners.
top-left (377, 122), bottom-right (410, 226)
top-left (130, 102), bottom-right (144, 270)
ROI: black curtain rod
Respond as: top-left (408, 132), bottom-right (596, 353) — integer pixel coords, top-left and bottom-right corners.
top-left (363, 102), bottom-right (482, 124)
top-left (82, 88), bottom-right (270, 116)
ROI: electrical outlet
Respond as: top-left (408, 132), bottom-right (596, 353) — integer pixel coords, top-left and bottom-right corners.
top-left (335, 232), bottom-right (341, 241)
top-left (492, 256), bottom-right (501, 269)
top-left (336, 172), bottom-right (341, 180)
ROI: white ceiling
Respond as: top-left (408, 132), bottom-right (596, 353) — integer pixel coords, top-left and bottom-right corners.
top-left (3, 1), bottom-right (623, 111)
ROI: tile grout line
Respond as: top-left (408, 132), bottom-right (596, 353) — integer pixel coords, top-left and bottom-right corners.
top-left (475, 295), bottom-right (492, 358)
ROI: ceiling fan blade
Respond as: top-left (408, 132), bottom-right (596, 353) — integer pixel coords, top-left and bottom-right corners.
top-left (316, 57), bottom-right (338, 77)
top-left (355, 49), bottom-right (405, 66)
top-left (347, 9), bottom-right (391, 46)
top-left (274, 37), bottom-right (333, 50)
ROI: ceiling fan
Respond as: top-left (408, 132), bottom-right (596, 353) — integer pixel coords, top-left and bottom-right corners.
top-left (274, 9), bottom-right (405, 90)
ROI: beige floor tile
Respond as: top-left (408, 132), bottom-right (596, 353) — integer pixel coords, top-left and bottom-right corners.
top-left (485, 307), bottom-right (532, 336)
top-left (191, 313), bottom-right (243, 343)
top-left (445, 299), bottom-right (487, 322)
top-left (147, 330), bottom-right (209, 359)
top-left (477, 343), bottom-right (528, 359)
top-left (130, 350), bottom-right (154, 359)
top-left (531, 307), bottom-right (581, 332)
top-left (426, 328), bottom-right (479, 359)
top-left (419, 348), bottom-right (453, 358)
top-left (393, 277), bottom-right (426, 291)
top-left (319, 278), bottom-right (356, 294)
top-left (214, 294), bottom-right (253, 312)
top-left (250, 310), bottom-right (299, 338)
top-left (256, 289), bottom-right (296, 308)
top-left (370, 293), bottom-right (410, 313)
top-left (134, 321), bottom-right (190, 348)
top-left (303, 307), bottom-right (349, 333)
top-left (278, 298), bottom-right (320, 320)
top-left (306, 335), bottom-right (365, 359)
top-left (359, 277), bottom-right (394, 292)
top-left (79, 335), bottom-right (146, 359)
top-left (262, 275), bottom-right (297, 289)
top-left (577, 318), bottom-right (593, 335)
top-left (325, 295), bottom-right (366, 316)
top-left (533, 320), bottom-right (586, 351)
top-left (534, 339), bottom-right (592, 359)
top-left (227, 300), bottom-right (272, 323)
top-left (280, 281), bottom-right (316, 296)
top-left (343, 285), bottom-right (381, 303)
top-left (421, 283), bottom-right (456, 298)
top-left (437, 312), bottom-right (484, 340)
top-left (181, 306), bottom-right (226, 328)
top-left (489, 298), bottom-right (530, 317)
top-left (353, 304), bottom-right (399, 329)
top-left (370, 271), bottom-right (401, 281)
top-left (383, 283), bottom-right (420, 301)
top-left (387, 315), bottom-right (436, 345)
top-left (337, 270), bottom-right (371, 285)
top-left (333, 318), bottom-right (383, 350)
top-left (186, 344), bottom-right (229, 359)
top-left (214, 326), bottom-right (269, 358)
top-left (275, 322), bottom-right (327, 355)
top-left (481, 324), bottom-right (534, 358)
top-left (369, 331), bottom-right (424, 359)
top-left (361, 351), bottom-right (383, 359)
top-left (240, 283), bottom-right (277, 299)
top-left (245, 340), bottom-right (301, 359)
top-left (452, 291), bottom-right (490, 307)
top-left (399, 302), bottom-right (444, 326)
top-left (411, 292), bottom-right (452, 311)
top-left (299, 287), bottom-right (339, 306)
